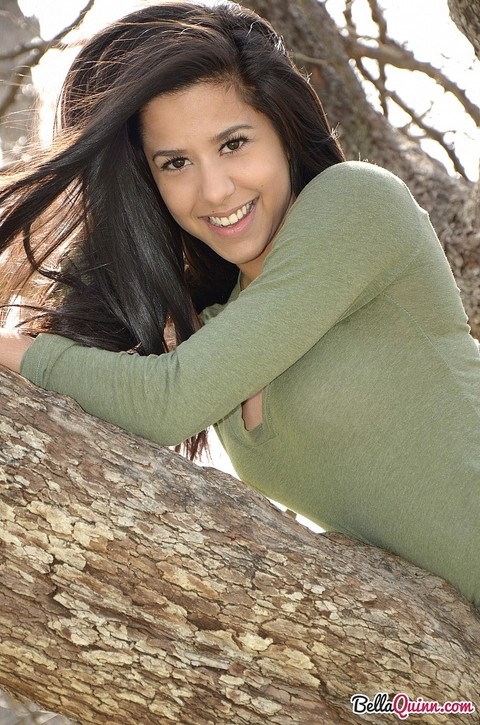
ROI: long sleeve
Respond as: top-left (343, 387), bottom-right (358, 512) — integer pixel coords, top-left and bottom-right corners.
top-left (21, 162), bottom-right (421, 445)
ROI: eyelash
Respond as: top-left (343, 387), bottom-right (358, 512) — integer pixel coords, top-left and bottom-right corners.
top-left (161, 134), bottom-right (249, 172)
top-left (222, 134), bottom-right (248, 153)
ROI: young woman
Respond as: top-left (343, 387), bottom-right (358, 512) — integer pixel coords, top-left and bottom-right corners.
top-left (1, 2), bottom-right (479, 607)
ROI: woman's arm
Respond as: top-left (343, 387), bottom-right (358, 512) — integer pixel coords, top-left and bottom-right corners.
top-left (0, 331), bottom-right (34, 373)
top-left (17, 162), bottom-right (422, 445)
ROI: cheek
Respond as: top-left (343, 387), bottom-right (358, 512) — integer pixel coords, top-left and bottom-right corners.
top-left (147, 164), bottom-right (176, 208)
top-left (156, 178), bottom-right (193, 220)
top-left (158, 188), bottom-right (196, 234)
top-left (260, 153), bottom-right (290, 193)
top-left (154, 181), bottom-right (180, 217)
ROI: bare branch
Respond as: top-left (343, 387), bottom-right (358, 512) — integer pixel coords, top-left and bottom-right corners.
top-left (343, 33), bottom-right (480, 127)
top-left (0, 0), bottom-right (95, 119)
top-left (292, 51), bottom-right (328, 69)
top-left (358, 62), bottom-right (469, 178)
top-left (0, 29), bottom-right (45, 63)
top-left (343, 0), bottom-right (354, 33)
top-left (341, 2), bottom-right (382, 111)
top-left (43, 0), bottom-right (96, 47)
top-left (367, 0), bottom-right (389, 117)
top-left (0, 0), bottom-right (95, 61)
top-left (296, 3), bottom-right (473, 182)
top-left (367, 0), bottom-right (388, 37)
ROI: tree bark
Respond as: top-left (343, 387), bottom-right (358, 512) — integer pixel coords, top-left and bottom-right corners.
top-left (1, 366), bottom-right (479, 724)
top-left (448, 0), bottom-right (480, 60)
top-left (239, 0), bottom-right (480, 339)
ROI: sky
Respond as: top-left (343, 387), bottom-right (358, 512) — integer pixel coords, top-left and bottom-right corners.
top-left (18, 0), bottom-right (480, 180)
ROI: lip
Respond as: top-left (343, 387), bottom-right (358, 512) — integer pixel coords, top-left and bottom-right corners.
top-left (203, 198), bottom-right (257, 237)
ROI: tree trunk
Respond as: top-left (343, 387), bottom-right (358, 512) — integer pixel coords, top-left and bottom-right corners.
top-left (448, 0), bottom-right (480, 60)
top-left (0, 0), bottom-right (39, 162)
top-left (239, 0), bottom-right (480, 339)
top-left (0, 367), bottom-right (479, 724)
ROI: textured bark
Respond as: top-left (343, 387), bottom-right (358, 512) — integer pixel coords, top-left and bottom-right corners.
top-left (0, 367), bottom-right (479, 724)
top-left (448, 0), bottom-right (480, 60)
top-left (239, 0), bottom-right (480, 338)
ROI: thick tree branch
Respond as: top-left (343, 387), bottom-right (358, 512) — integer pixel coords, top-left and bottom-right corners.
top-left (0, 367), bottom-right (479, 723)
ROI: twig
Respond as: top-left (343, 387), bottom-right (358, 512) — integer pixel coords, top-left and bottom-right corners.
top-left (292, 52), bottom-right (328, 69)
top-left (367, 0), bottom-right (388, 117)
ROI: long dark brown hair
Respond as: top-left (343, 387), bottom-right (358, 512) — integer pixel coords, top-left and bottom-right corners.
top-left (0, 1), bottom-right (345, 458)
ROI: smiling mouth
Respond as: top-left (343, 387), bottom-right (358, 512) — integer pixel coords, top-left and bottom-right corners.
top-left (208, 200), bottom-right (256, 228)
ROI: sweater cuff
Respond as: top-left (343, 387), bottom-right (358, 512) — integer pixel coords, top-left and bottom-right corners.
top-left (20, 333), bottom-right (79, 388)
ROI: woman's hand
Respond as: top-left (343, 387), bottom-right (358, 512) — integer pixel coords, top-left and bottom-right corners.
top-left (0, 330), bottom-right (35, 373)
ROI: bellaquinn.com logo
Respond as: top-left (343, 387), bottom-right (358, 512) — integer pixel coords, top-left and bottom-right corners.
top-left (350, 692), bottom-right (476, 720)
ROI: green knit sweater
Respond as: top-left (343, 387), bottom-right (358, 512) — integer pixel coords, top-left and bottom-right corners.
top-left (21, 162), bottom-right (480, 606)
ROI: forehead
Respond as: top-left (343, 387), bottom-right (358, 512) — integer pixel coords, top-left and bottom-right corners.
top-left (141, 82), bottom-right (264, 144)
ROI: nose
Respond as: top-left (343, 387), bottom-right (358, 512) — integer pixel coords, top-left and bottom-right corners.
top-left (198, 159), bottom-right (235, 208)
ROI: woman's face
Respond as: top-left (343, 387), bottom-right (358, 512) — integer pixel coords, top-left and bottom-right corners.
top-left (141, 82), bottom-right (293, 286)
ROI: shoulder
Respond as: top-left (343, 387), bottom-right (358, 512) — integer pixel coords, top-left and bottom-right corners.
top-left (270, 161), bottom-right (423, 270)
top-left (296, 161), bottom-right (417, 210)
top-left (284, 161), bottom-right (423, 242)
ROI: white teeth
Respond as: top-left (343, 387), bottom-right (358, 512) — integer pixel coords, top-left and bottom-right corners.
top-left (209, 201), bottom-right (253, 227)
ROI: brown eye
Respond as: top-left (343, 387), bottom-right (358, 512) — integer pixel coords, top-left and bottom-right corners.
top-left (226, 139), bottom-right (241, 151)
top-left (222, 136), bottom-right (248, 154)
top-left (163, 157), bottom-right (189, 171)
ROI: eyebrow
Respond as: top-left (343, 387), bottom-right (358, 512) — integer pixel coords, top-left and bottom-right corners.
top-left (152, 124), bottom-right (254, 162)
